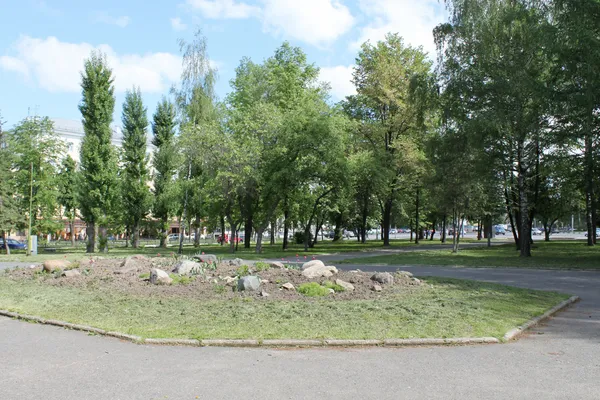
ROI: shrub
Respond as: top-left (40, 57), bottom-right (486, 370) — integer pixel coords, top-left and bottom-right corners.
top-left (298, 282), bottom-right (330, 297)
top-left (170, 275), bottom-right (194, 285)
top-left (213, 284), bottom-right (226, 294)
top-left (323, 281), bottom-right (345, 293)
top-left (293, 231), bottom-right (313, 245)
top-left (236, 265), bottom-right (250, 277)
top-left (139, 273), bottom-right (150, 280)
top-left (254, 261), bottom-right (271, 272)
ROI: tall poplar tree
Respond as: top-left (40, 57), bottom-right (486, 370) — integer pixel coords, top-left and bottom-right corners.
top-left (78, 51), bottom-right (117, 253)
top-left (0, 113), bottom-right (18, 254)
top-left (121, 87), bottom-right (151, 248)
top-left (152, 99), bottom-right (178, 248)
top-left (57, 155), bottom-right (78, 246)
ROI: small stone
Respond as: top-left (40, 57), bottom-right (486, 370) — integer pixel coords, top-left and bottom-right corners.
top-left (328, 288), bottom-right (335, 294)
top-left (302, 265), bottom-right (338, 279)
top-left (193, 254), bottom-right (218, 264)
top-left (413, 278), bottom-right (422, 285)
top-left (261, 291), bottom-right (270, 297)
top-left (372, 285), bottom-right (383, 292)
top-left (62, 269), bottom-right (81, 278)
top-left (282, 282), bottom-right (295, 291)
top-left (172, 260), bottom-right (202, 275)
top-left (150, 269), bottom-right (173, 285)
top-left (371, 272), bottom-right (394, 285)
top-left (335, 279), bottom-right (355, 291)
top-left (114, 266), bottom-right (138, 275)
top-left (261, 279), bottom-right (270, 284)
top-left (43, 259), bottom-right (70, 272)
top-left (29, 265), bottom-right (37, 269)
top-left (269, 261), bottom-right (285, 269)
top-left (397, 270), bottom-right (414, 278)
top-left (237, 276), bottom-right (261, 292)
top-left (228, 258), bottom-right (243, 267)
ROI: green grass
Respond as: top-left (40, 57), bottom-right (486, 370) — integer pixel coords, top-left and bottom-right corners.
top-left (341, 241), bottom-right (600, 270)
top-left (0, 238), bottom-right (494, 263)
top-left (297, 282), bottom-right (331, 297)
top-left (0, 276), bottom-right (568, 340)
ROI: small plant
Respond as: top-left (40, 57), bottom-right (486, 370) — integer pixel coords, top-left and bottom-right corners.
top-left (298, 282), bottom-right (330, 297)
top-left (64, 261), bottom-right (80, 271)
top-left (139, 273), bottom-right (150, 280)
top-left (81, 268), bottom-right (91, 276)
top-left (323, 281), bottom-right (345, 293)
top-left (236, 265), bottom-right (250, 278)
top-left (213, 284), bottom-right (226, 294)
top-left (170, 274), bottom-right (194, 285)
top-left (254, 261), bottom-right (271, 272)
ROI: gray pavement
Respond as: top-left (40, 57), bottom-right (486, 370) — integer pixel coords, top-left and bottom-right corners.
top-left (1, 262), bottom-right (600, 399)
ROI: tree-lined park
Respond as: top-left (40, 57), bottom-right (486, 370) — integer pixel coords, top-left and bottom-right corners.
top-left (1, 0), bottom-right (599, 261)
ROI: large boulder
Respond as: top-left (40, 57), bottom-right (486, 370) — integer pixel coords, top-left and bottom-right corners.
top-left (269, 261), bottom-right (285, 269)
top-left (302, 265), bottom-right (338, 279)
top-left (43, 259), bottom-right (71, 273)
top-left (150, 269), bottom-right (173, 285)
top-left (193, 254), bottom-right (218, 264)
top-left (335, 279), bottom-right (355, 291)
top-left (116, 255), bottom-right (147, 274)
top-left (237, 276), bottom-right (261, 292)
top-left (62, 269), bottom-right (81, 278)
top-left (301, 259), bottom-right (325, 270)
top-left (228, 258), bottom-right (244, 267)
top-left (371, 272), bottom-right (394, 285)
top-left (172, 260), bottom-right (202, 275)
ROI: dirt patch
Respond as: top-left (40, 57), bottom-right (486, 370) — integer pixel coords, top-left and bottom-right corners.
top-left (4, 256), bottom-right (424, 301)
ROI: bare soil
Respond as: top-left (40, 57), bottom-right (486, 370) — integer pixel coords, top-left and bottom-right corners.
top-left (6, 256), bottom-right (424, 301)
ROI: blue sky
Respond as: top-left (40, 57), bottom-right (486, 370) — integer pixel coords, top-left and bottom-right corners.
top-left (0, 0), bottom-right (446, 127)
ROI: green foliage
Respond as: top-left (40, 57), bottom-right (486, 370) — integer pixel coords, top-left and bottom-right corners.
top-left (254, 261), bottom-right (271, 272)
top-left (169, 274), bottom-right (194, 285)
top-left (297, 282), bottom-right (330, 297)
top-left (58, 156), bottom-right (78, 222)
top-left (213, 284), bottom-right (226, 294)
top-left (0, 113), bottom-right (18, 243)
top-left (138, 273), bottom-right (150, 280)
top-left (235, 265), bottom-right (250, 278)
top-left (78, 51), bottom-right (118, 253)
top-left (323, 281), bottom-right (345, 293)
top-left (294, 231), bottom-right (312, 245)
top-left (120, 87), bottom-right (151, 247)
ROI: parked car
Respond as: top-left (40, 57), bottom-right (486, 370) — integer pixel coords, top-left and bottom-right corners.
top-left (494, 226), bottom-right (506, 235)
top-left (0, 238), bottom-right (27, 250)
top-left (584, 228), bottom-right (600, 237)
top-left (389, 229), bottom-right (397, 235)
top-left (216, 234), bottom-right (241, 244)
top-left (326, 231), bottom-right (335, 239)
top-left (167, 234), bottom-right (179, 241)
top-left (531, 228), bottom-right (543, 236)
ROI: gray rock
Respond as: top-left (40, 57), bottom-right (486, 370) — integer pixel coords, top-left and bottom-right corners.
top-left (301, 259), bottom-right (325, 270)
top-left (62, 269), bottom-right (81, 278)
top-left (150, 269), bottom-right (173, 285)
top-left (328, 288), bottom-right (335, 294)
top-left (282, 282), bottom-right (295, 291)
top-left (172, 260), bottom-right (202, 275)
top-left (372, 285), bottom-right (383, 292)
top-left (261, 291), bottom-right (270, 297)
top-left (396, 270), bottom-right (414, 278)
top-left (237, 276), bottom-right (261, 292)
top-left (193, 254), bottom-right (218, 264)
top-left (43, 259), bottom-right (70, 272)
top-left (119, 255), bottom-right (147, 272)
top-left (269, 261), bottom-right (285, 269)
top-left (228, 258), bottom-right (243, 267)
top-left (371, 272), bottom-right (394, 285)
top-left (302, 265), bottom-right (338, 279)
top-left (114, 266), bottom-right (138, 275)
top-left (335, 279), bottom-right (355, 291)
top-left (413, 278), bottom-right (422, 285)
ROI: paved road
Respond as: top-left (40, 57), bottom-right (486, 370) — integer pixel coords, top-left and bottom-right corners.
top-left (1, 263), bottom-right (599, 399)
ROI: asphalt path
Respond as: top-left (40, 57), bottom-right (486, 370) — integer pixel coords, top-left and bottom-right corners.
top-left (1, 255), bottom-right (599, 399)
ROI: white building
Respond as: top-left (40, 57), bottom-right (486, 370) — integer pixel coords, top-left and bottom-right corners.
top-left (51, 118), bottom-right (155, 162)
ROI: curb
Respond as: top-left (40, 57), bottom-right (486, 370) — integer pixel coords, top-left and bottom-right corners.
top-left (503, 295), bottom-right (580, 341)
top-left (0, 296), bottom-right (578, 348)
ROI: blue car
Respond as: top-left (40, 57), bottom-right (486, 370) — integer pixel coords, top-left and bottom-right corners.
top-left (0, 238), bottom-right (27, 250)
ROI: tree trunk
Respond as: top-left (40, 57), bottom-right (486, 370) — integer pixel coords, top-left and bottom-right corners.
top-left (415, 188), bottom-right (420, 245)
top-left (2, 231), bottom-right (10, 255)
top-left (270, 219), bottom-right (275, 245)
top-left (441, 216), bottom-right (447, 243)
top-left (70, 219), bottom-right (75, 247)
top-left (229, 222), bottom-right (237, 254)
top-left (160, 219), bottom-right (168, 248)
top-left (382, 199), bottom-right (392, 247)
top-left (98, 225), bottom-right (108, 253)
top-left (220, 215), bottom-right (225, 247)
top-left (477, 219), bottom-right (482, 241)
top-left (334, 213), bottom-right (343, 242)
top-left (244, 211), bottom-right (253, 249)
top-left (410, 219), bottom-right (414, 242)
top-left (194, 218), bottom-right (200, 247)
top-left (132, 221), bottom-right (139, 248)
top-left (86, 223), bottom-right (95, 253)
top-left (255, 228), bottom-right (264, 254)
top-left (517, 142), bottom-right (532, 257)
top-left (282, 197), bottom-right (290, 250)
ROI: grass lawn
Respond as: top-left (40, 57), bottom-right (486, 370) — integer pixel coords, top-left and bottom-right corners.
top-left (0, 238), bottom-right (488, 263)
top-left (342, 241), bottom-right (600, 270)
top-left (0, 276), bottom-right (568, 340)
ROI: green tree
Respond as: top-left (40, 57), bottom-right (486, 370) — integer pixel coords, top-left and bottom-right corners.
top-left (78, 51), bottom-right (118, 253)
top-left (0, 113), bottom-right (18, 254)
top-left (57, 155), bottom-right (78, 247)
top-left (120, 87), bottom-right (151, 248)
top-left (345, 33), bottom-right (434, 246)
top-left (10, 116), bottom-right (65, 246)
top-left (151, 98), bottom-right (179, 248)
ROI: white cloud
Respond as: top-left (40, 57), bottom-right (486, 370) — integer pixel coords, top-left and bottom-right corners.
top-left (186, 0), bottom-right (259, 19)
top-left (96, 12), bottom-right (131, 28)
top-left (187, 0), bottom-right (354, 46)
top-left (352, 0), bottom-right (446, 57)
top-left (320, 65), bottom-right (356, 100)
top-left (170, 17), bottom-right (188, 31)
top-left (0, 36), bottom-right (181, 94)
top-left (261, 0), bottom-right (354, 46)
